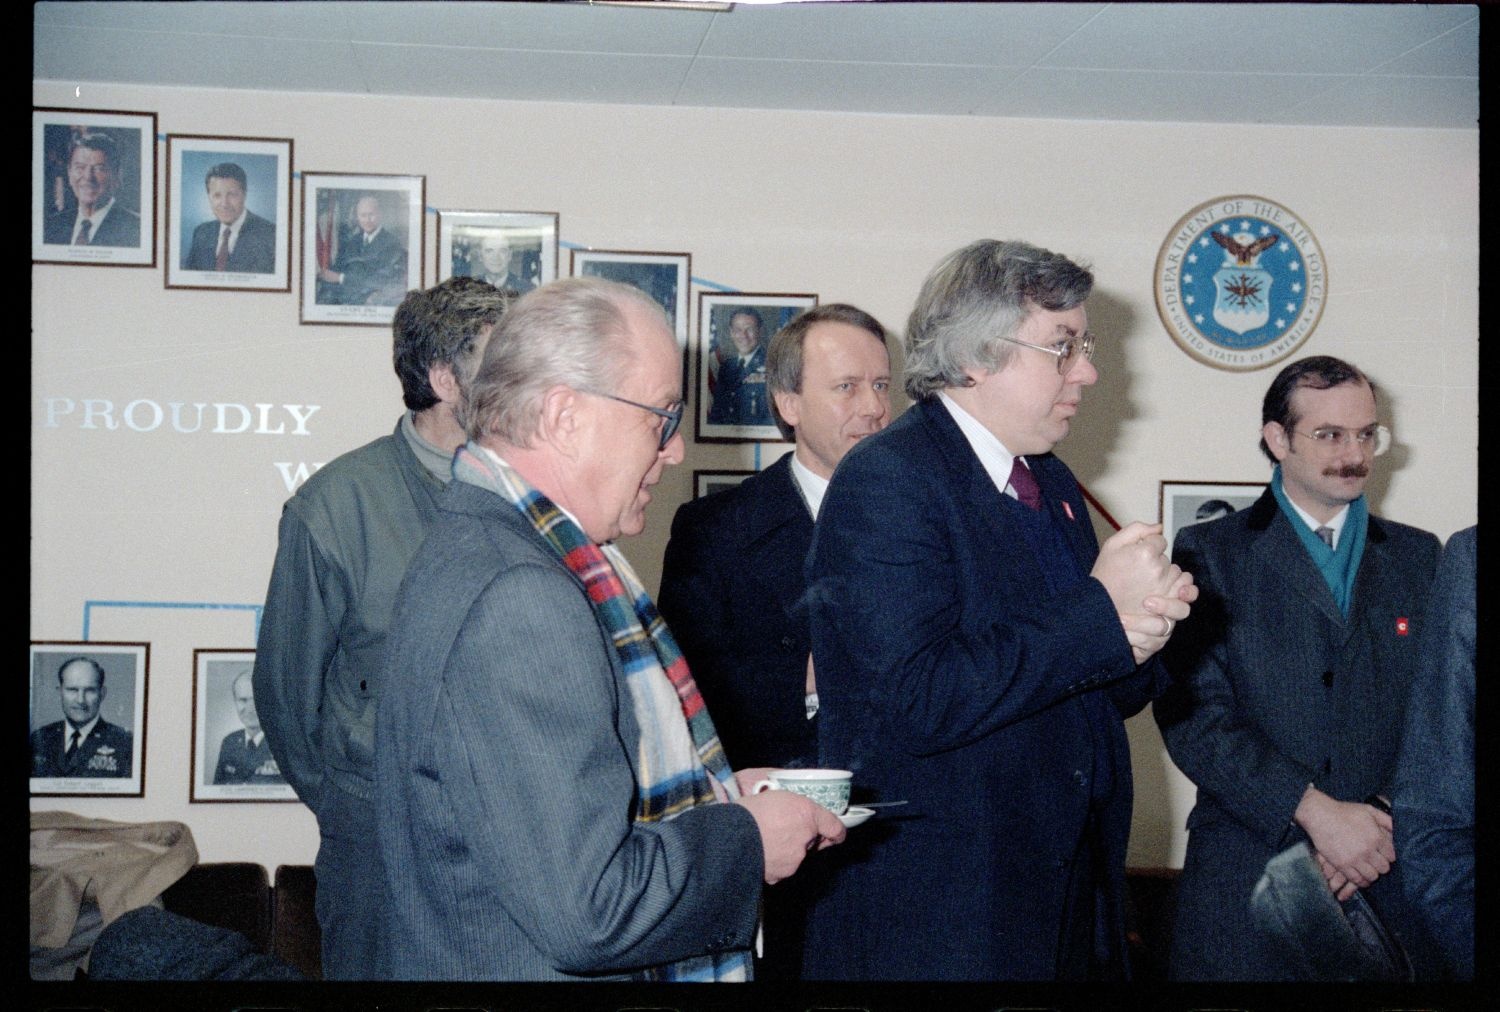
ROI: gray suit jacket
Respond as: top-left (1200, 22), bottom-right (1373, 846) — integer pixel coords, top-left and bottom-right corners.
top-left (375, 478), bottom-right (763, 980)
top-left (1155, 490), bottom-right (1440, 980)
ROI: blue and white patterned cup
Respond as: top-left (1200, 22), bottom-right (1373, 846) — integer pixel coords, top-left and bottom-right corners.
top-left (750, 768), bottom-right (852, 815)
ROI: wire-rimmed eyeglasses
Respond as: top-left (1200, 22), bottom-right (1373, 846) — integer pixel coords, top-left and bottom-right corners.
top-left (582, 390), bottom-right (684, 450)
top-left (1291, 424), bottom-right (1391, 457)
top-left (997, 331), bottom-right (1096, 375)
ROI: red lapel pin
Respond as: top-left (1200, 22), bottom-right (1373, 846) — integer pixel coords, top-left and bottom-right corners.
top-left (1395, 617), bottom-right (1410, 636)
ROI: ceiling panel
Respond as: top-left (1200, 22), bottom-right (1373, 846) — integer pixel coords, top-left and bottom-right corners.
top-left (991, 66), bottom-right (1320, 126)
top-left (32, 1), bottom-right (1480, 130)
top-left (696, 2), bottom-right (1106, 67)
top-left (678, 56), bottom-right (1025, 116)
top-left (351, 42), bottom-right (696, 104)
top-left (1045, 3), bottom-right (1478, 75)
top-left (1282, 74), bottom-right (1479, 130)
top-left (346, 1), bottom-right (718, 53)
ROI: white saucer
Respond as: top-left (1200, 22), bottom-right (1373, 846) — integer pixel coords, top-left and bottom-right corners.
top-left (838, 806), bottom-right (875, 829)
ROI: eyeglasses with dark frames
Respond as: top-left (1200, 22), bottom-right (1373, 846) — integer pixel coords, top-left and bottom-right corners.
top-left (582, 390), bottom-right (684, 450)
top-left (996, 331), bottom-right (1096, 375)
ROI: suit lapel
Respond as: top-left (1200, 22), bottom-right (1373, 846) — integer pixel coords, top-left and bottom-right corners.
top-left (1032, 454), bottom-right (1091, 573)
top-left (739, 455), bottom-right (815, 613)
top-left (1248, 493), bottom-right (1344, 626)
top-left (1344, 516), bottom-right (1393, 647)
top-left (916, 400), bottom-right (1047, 593)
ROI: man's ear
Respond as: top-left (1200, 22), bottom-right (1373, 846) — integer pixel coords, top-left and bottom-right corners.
top-left (773, 389), bottom-right (801, 431)
top-left (1263, 421), bottom-right (1291, 462)
top-left (428, 362), bottom-right (460, 406)
top-left (537, 385), bottom-right (583, 457)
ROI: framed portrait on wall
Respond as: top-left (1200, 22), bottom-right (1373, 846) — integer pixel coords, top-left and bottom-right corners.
top-left (33, 107), bottom-right (157, 267)
top-left (1159, 479), bottom-right (1266, 551)
top-left (164, 134), bottom-right (292, 292)
top-left (695, 292), bottom-right (817, 444)
top-left (693, 469), bottom-right (756, 500)
top-left (300, 172), bottom-right (424, 326)
top-left (570, 249), bottom-right (691, 354)
top-left (191, 648), bottom-right (296, 803)
top-left (30, 641), bottom-right (149, 797)
top-left (438, 210), bottom-right (558, 293)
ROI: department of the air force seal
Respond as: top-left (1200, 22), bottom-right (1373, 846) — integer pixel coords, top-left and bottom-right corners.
top-left (1154, 195), bottom-right (1326, 371)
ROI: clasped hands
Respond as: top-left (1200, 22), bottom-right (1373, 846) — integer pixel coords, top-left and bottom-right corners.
top-left (1090, 522), bottom-right (1197, 664)
top-left (1295, 786), bottom-right (1394, 901)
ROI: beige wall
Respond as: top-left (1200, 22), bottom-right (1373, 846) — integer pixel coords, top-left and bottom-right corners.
top-left (31, 80), bottom-right (1478, 871)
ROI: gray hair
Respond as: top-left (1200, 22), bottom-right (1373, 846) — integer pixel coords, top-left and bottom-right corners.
top-left (766, 303), bottom-right (889, 441)
top-left (467, 277), bottom-right (668, 446)
top-left (903, 239), bottom-right (1093, 400)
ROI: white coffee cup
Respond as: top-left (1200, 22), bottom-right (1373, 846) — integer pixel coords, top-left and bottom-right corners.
top-left (750, 768), bottom-right (852, 815)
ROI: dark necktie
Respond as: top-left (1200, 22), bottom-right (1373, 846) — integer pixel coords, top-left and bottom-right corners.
top-left (66, 728), bottom-right (80, 755)
top-left (216, 225), bottom-right (231, 271)
top-left (1008, 456), bottom-right (1042, 511)
top-left (74, 219), bottom-right (92, 245)
top-left (1316, 525), bottom-right (1335, 548)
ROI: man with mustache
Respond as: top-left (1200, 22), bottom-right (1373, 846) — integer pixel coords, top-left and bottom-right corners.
top-left (1155, 355), bottom-right (1441, 979)
top-left (659, 303), bottom-right (892, 978)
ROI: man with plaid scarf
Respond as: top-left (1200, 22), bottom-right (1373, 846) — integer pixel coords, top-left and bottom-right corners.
top-left (375, 277), bottom-right (845, 980)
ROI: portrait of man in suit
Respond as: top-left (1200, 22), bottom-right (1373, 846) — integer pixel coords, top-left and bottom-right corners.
top-left (316, 193), bottom-right (408, 306)
top-left (801, 239), bottom-right (1195, 981)
top-left (707, 308), bottom-right (773, 427)
top-left (213, 668), bottom-right (283, 785)
top-left (660, 302), bottom-right (891, 980)
top-left (42, 133), bottom-right (141, 248)
top-left (467, 232), bottom-right (534, 293)
top-left (30, 656), bottom-right (134, 779)
top-left (1155, 355), bottom-right (1442, 980)
top-left (183, 161), bottom-right (276, 274)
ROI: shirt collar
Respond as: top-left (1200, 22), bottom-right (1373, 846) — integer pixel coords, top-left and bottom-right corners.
top-left (1285, 496), bottom-right (1350, 548)
top-left (78, 197), bottom-right (115, 226)
top-left (938, 391), bottom-right (1023, 500)
top-left (789, 451), bottom-right (829, 519)
top-left (65, 714), bottom-right (101, 742)
top-left (401, 410), bottom-right (455, 483)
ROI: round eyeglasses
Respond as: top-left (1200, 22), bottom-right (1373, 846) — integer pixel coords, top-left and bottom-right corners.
top-left (582, 390), bottom-right (684, 450)
top-left (1291, 424), bottom-right (1391, 457)
top-left (996, 331), bottom-right (1096, 375)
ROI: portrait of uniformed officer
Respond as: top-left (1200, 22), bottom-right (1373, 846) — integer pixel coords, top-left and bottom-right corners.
top-left (30, 656), bottom-right (134, 778)
top-left (213, 668), bottom-right (284, 785)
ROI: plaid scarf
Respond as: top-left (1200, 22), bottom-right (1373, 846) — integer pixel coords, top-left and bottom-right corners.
top-left (452, 442), bottom-right (749, 982)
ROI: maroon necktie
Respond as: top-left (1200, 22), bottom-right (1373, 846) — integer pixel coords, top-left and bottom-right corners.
top-left (1008, 456), bottom-right (1042, 510)
top-left (215, 225), bottom-right (231, 271)
top-left (74, 219), bottom-right (92, 245)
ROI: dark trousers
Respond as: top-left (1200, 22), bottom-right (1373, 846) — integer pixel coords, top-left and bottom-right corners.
top-left (314, 781), bottom-right (389, 980)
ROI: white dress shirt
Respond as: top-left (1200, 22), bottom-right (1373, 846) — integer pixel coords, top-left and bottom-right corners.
top-left (938, 391), bottom-right (1030, 502)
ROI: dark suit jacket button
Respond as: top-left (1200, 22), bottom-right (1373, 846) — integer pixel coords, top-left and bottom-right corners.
top-left (1322, 670), bottom-right (1334, 687)
top-left (780, 635), bottom-right (796, 649)
top-left (1072, 769), bottom-right (1087, 787)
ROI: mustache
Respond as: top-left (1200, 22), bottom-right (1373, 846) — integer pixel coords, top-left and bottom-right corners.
top-left (1322, 464), bottom-right (1369, 479)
